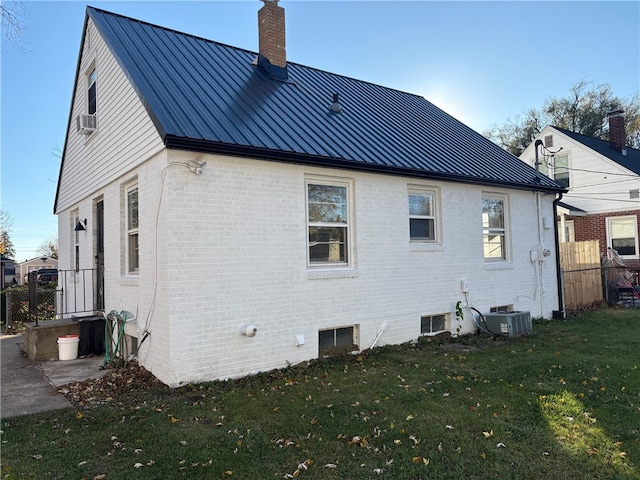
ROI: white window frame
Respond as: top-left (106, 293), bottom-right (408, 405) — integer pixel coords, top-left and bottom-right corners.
top-left (482, 193), bottom-right (509, 262)
top-left (421, 313), bottom-right (447, 335)
top-left (537, 153), bottom-right (569, 188)
top-left (126, 183), bottom-right (139, 274)
top-left (408, 186), bottom-right (439, 243)
top-left (557, 219), bottom-right (575, 243)
top-left (72, 210), bottom-right (80, 272)
top-left (318, 325), bottom-right (358, 354)
top-left (606, 215), bottom-right (639, 259)
top-left (305, 176), bottom-right (353, 268)
top-left (87, 65), bottom-right (97, 115)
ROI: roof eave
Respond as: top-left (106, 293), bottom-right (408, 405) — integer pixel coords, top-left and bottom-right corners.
top-left (165, 135), bottom-right (564, 194)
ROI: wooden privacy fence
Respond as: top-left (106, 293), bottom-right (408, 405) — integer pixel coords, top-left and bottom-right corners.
top-left (559, 240), bottom-right (603, 309)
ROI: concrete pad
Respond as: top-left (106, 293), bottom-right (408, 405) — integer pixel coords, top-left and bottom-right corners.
top-left (39, 355), bottom-right (105, 387)
top-left (1, 335), bottom-right (71, 418)
top-left (1, 334), bottom-right (108, 419)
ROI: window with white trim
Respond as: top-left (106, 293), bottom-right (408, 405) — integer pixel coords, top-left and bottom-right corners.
top-left (538, 153), bottom-right (569, 188)
top-left (482, 194), bottom-right (508, 261)
top-left (87, 67), bottom-right (97, 115)
top-left (557, 219), bottom-right (575, 242)
top-left (73, 211), bottom-right (80, 272)
top-left (421, 314), bottom-right (446, 334)
top-left (306, 178), bottom-right (352, 267)
top-left (126, 184), bottom-right (139, 273)
top-left (409, 188), bottom-right (437, 242)
top-left (319, 326), bottom-right (358, 354)
top-left (607, 215), bottom-right (638, 258)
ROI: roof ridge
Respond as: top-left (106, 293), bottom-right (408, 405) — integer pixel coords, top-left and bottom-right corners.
top-left (552, 125), bottom-right (640, 154)
top-left (86, 6), bottom-right (426, 101)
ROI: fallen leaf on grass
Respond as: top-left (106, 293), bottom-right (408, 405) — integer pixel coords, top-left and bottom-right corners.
top-left (482, 430), bottom-right (493, 438)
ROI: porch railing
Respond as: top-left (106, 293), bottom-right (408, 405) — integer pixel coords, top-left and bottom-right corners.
top-left (57, 268), bottom-right (103, 317)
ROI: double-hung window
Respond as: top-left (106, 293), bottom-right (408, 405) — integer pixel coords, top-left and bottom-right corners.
top-left (538, 153), bottom-right (569, 188)
top-left (87, 67), bottom-right (97, 115)
top-left (126, 184), bottom-right (139, 273)
top-left (482, 194), bottom-right (507, 261)
top-left (306, 179), bottom-right (351, 267)
top-left (409, 188), bottom-right (436, 242)
top-left (607, 216), bottom-right (638, 258)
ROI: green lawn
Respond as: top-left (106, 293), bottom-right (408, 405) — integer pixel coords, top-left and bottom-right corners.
top-left (2, 308), bottom-right (639, 479)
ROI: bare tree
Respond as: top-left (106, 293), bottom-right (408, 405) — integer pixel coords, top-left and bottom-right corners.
top-left (1, 1), bottom-right (27, 49)
top-left (37, 236), bottom-right (59, 260)
top-left (486, 79), bottom-right (640, 156)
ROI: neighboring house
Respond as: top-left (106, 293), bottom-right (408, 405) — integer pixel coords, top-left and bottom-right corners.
top-left (1, 255), bottom-right (16, 288)
top-left (15, 257), bottom-right (58, 286)
top-left (54, 3), bottom-right (564, 386)
top-left (519, 111), bottom-right (640, 268)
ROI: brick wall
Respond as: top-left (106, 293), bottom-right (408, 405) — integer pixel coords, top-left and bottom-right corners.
top-left (570, 209), bottom-right (640, 267)
top-left (59, 151), bottom-right (561, 385)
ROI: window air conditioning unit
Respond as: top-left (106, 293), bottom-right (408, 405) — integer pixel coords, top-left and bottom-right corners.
top-left (482, 311), bottom-right (532, 337)
top-left (76, 114), bottom-right (97, 134)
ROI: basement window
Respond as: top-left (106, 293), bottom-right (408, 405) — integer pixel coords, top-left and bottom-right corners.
top-left (421, 314), bottom-right (447, 335)
top-left (319, 326), bottom-right (358, 355)
top-left (490, 305), bottom-right (513, 313)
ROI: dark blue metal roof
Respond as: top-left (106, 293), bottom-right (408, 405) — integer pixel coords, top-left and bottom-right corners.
top-left (87, 6), bottom-right (562, 192)
top-left (553, 126), bottom-right (640, 176)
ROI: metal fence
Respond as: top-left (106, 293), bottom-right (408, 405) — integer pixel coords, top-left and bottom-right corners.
top-left (4, 268), bottom-right (102, 328)
top-left (5, 287), bottom-right (58, 327)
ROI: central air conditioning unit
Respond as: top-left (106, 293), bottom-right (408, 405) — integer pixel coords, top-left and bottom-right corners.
top-left (76, 114), bottom-right (97, 134)
top-left (482, 311), bottom-right (532, 337)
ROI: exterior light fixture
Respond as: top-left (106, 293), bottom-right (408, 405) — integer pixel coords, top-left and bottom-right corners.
top-left (75, 218), bottom-right (87, 232)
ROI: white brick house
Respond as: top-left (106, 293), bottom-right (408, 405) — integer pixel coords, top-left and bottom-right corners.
top-left (54, 4), bottom-right (565, 386)
top-left (519, 112), bottom-right (640, 266)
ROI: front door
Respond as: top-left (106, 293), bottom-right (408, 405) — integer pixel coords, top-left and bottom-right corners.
top-left (96, 200), bottom-right (105, 310)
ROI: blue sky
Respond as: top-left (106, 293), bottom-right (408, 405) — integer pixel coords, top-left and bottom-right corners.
top-left (2, 0), bottom-right (639, 262)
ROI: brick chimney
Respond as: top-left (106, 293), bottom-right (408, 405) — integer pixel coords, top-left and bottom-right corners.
top-left (608, 110), bottom-right (626, 152)
top-left (258, 0), bottom-right (286, 69)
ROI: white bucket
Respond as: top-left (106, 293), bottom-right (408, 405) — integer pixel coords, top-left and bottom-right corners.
top-left (57, 335), bottom-right (80, 361)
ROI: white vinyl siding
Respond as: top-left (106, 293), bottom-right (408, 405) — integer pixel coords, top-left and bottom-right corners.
top-left (55, 19), bottom-right (163, 213)
top-left (521, 127), bottom-right (639, 215)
